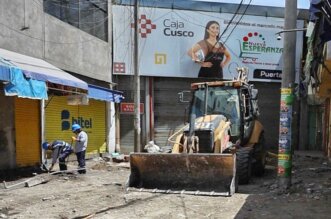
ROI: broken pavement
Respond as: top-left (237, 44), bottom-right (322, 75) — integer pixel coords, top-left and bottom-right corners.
top-left (0, 151), bottom-right (330, 218)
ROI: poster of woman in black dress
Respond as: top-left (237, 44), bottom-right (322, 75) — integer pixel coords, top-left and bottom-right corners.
top-left (188, 20), bottom-right (231, 78)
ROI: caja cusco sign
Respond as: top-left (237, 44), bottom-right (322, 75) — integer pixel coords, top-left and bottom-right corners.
top-left (163, 19), bottom-right (194, 37)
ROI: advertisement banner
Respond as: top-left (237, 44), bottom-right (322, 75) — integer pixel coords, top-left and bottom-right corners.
top-left (113, 5), bottom-right (304, 82)
top-left (45, 97), bottom-right (107, 154)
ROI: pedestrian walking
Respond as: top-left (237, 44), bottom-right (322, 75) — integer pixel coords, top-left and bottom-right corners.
top-left (71, 124), bottom-right (88, 174)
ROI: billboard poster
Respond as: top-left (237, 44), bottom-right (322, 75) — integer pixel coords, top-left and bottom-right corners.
top-left (113, 5), bottom-right (304, 82)
top-left (277, 88), bottom-right (294, 177)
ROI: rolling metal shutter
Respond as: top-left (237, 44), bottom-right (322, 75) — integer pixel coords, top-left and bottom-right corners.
top-left (45, 96), bottom-right (106, 154)
top-left (15, 98), bottom-right (41, 167)
top-left (251, 82), bottom-right (282, 151)
top-left (116, 76), bottom-right (145, 153)
top-left (154, 78), bottom-right (193, 147)
top-left (153, 80), bottom-right (282, 150)
top-left (119, 114), bottom-right (135, 153)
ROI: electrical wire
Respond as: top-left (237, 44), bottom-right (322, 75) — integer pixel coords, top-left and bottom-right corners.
top-left (193, 0), bottom-right (245, 63)
top-left (219, 0), bottom-right (244, 40)
top-left (112, 0), bottom-right (250, 76)
top-left (223, 0), bottom-right (252, 44)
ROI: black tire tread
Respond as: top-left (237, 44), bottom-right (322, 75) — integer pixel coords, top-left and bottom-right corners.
top-left (253, 133), bottom-right (266, 176)
top-left (236, 147), bottom-right (253, 185)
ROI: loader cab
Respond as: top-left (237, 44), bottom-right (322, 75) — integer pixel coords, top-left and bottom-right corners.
top-left (240, 85), bottom-right (259, 145)
top-left (190, 84), bottom-right (241, 140)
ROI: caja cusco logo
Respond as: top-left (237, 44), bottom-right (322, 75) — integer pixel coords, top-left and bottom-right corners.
top-left (61, 110), bottom-right (92, 131)
top-left (132, 14), bottom-right (156, 38)
top-left (131, 14), bottom-right (194, 38)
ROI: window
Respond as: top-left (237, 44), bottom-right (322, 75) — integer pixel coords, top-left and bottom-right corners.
top-left (191, 86), bottom-right (241, 136)
top-left (44, 0), bottom-right (108, 41)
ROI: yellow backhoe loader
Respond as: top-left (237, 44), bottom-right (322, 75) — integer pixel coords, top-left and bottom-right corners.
top-left (127, 68), bottom-right (266, 196)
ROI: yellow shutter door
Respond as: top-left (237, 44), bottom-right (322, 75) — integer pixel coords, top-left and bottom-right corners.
top-left (45, 97), bottom-right (106, 154)
top-left (15, 98), bottom-right (41, 167)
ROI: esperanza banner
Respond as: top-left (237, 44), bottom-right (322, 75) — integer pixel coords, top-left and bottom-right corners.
top-left (113, 5), bottom-right (304, 82)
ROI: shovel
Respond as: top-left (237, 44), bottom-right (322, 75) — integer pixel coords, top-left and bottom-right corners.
top-left (40, 161), bottom-right (49, 172)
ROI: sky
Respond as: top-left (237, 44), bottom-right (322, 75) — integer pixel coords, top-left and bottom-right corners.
top-left (193, 0), bottom-right (311, 9)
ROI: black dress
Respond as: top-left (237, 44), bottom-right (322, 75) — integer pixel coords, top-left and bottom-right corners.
top-left (198, 40), bottom-right (225, 79)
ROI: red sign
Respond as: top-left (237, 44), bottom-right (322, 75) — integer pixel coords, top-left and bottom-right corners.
top-left (120, 103), bottom-right (144, 114)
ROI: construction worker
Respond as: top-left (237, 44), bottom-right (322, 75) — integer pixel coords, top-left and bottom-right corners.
top-left (42, 140), bottom-right (73, 172)
top-left (71, 124), bottom-right (88, 174)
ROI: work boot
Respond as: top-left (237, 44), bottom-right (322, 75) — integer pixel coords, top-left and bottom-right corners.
top-left (59, 164), bottom-right (67, 171)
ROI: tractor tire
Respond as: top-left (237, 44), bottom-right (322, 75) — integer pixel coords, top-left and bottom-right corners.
top-left (253, 133), bottom-right (266, 177)
top-left (236, 147), bottom-right (253, 185)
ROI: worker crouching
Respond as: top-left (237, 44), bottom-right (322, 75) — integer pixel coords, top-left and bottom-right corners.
top-left (42, 140), bottom-right (74, 172)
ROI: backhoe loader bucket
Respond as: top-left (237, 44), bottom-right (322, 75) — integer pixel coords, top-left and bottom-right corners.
top-left (127, 153), bottom-right (236, 196)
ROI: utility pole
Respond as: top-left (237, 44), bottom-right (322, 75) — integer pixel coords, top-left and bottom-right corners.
top-left (134, 0), bottom-right (141, 152)
top-left (277, 0), bottom-right (297, 191)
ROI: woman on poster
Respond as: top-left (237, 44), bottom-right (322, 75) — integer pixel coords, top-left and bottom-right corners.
top-left (188, 20), bottom-right (231, 78)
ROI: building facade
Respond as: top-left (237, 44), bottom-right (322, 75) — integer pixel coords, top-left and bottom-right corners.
top-left (112, 0), bottom-right (309, 153)
top-left (302, 0), bottom-right (331, 157)
top-left (0, 0), bottom-right (122, 169)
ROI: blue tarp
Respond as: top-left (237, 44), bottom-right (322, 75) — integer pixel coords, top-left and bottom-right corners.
top-left (88, 84), bottom-right (124, 103)
top-left (4, 65), bottom-right (48, 100)
top-left (309, 0), bottom-right (331, 43)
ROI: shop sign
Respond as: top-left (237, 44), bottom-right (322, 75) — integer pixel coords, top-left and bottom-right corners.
top-left (120, 103), bottom-right (144, 114)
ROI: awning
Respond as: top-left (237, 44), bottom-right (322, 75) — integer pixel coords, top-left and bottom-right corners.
top-left (0, 48), bottom-right (88, 90)
top-left (0, 58), bottom-right (11, 81)
top-left (88, 84), bottom-right (124, 103)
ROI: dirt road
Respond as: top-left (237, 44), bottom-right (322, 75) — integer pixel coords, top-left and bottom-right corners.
top-left (1, 151), bottom-right (331, 219)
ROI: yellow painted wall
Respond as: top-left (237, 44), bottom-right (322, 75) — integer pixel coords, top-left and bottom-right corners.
top-left (15, 98), bottom-right (41, 167)
top-left (317, 43), bottom-right (331, 97)
top-left (317, 66), bottom-right (331, 98)
top-left (45, 96), bottom-right (106, 154)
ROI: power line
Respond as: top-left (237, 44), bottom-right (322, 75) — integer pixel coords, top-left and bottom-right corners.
top-left (219, 0), bottom-right (244, 39)
top-left (224, 0), bottom-right (252, 44)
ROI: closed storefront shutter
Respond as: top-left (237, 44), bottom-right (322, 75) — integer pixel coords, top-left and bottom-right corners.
top-left (253, 82), bottom-right (282, 151)
top-left (45, 96), bottom-right (106, 154)
top-left (116, 76), bottom-right (145, 153)
top-left (119, 114), bottom-right (134, 153)
top-left (153, 79), bottom-right (282, 150)
top-left (154, 78), bottom-right (193, 147)
top-left (15, 98), bottom-right (41, 167)
top-left (116, 75), bottom-right (282, 151)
